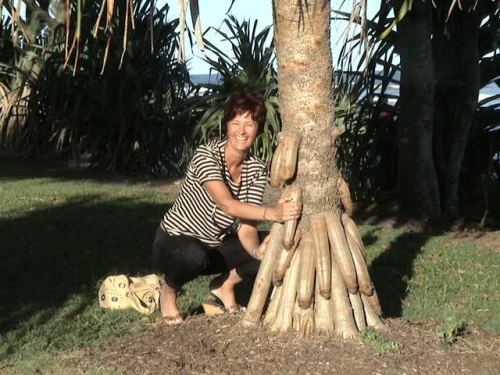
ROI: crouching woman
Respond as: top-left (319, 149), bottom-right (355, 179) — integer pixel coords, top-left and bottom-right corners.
top-left (152, 93), bottom-right (302, 324)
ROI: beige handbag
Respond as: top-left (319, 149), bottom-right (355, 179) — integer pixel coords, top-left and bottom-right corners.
top-left (98, 274), bottom-right (163, 315)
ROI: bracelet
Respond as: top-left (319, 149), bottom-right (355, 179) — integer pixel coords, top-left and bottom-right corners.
top-left (263, 207), bottom-right (268, 221)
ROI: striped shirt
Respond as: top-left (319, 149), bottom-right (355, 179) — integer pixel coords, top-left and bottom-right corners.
top-left (161, 139), bottom-right (267, 247)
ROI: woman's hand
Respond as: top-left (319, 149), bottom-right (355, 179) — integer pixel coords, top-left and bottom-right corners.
top-left (252, 234), bottom-right (271, 260)
top-left (268, 196), bottom-right (303, 222)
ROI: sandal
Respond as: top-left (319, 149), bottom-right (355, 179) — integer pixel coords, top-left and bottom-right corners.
top-left (160, 314), bottom-right (184, 326)
top-left (202, 297), bottom-right (245, 315)
top-left (225, 304), bottom-right (246, 314)
top-left (202, 281), bottom-right (246, 315)
top-left (201, 300), bottom-right (226, 316)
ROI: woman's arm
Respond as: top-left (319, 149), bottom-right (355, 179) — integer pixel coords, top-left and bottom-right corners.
top-left (238, 221), bottom-right (270, 260)
top-left (202, 180), bottom-right (301, 222)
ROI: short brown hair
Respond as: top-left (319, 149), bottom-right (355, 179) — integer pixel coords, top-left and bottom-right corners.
top-left (222, 93), bottom-right (267, 134)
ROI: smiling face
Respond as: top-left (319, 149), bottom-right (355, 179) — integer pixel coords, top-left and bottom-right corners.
top-left (226, 111), bottom-right (259, 153)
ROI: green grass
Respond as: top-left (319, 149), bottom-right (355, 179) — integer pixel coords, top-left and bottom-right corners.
top-left (1, 159), bottom-right (499, 372)
top-left (363, 226), bottom-right (500, 333)
top-left (435, 314), bottom-right (467, 347)
top-left (0, 161), bottom-right (214, 373)
top-left (361, 327), bottom-right (402, 353)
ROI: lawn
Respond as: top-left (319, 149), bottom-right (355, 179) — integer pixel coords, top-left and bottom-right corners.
top-left (0, 158), bottom-right (498, 373)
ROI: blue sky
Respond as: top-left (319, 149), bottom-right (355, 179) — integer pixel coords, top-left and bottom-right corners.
top-left (163, 0), bottom-right (380, 74)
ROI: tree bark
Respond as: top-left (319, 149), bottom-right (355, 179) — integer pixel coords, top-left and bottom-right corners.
top-left (274, 0), bottom-right (339, 215)
top-left (395, 0), bottom-right (441, 221)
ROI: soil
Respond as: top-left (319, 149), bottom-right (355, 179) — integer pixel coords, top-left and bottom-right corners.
top-left (69, 314), bottom-right (499, 375)
top-left (448, 230), bottom-right (500, 253)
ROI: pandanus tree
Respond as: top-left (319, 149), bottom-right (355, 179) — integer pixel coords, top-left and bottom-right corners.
top-left (242, 0), bottom-right (384, 337)
top-left (0, 1), bottom-right (192, 174)
top-left (393, 0), bottom-right (497, 222)
top-left (334, 0), bottom-right (499, 224)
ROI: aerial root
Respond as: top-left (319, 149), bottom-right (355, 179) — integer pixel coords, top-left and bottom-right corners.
top-left (252, 211), bottom-right (384, 337)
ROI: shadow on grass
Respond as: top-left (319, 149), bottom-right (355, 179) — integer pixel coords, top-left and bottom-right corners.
top-left (0, 195), bottom-right (170, 335)
top-left (361, 230), bottom-right (379, 247)
top-left (0, 152), bottom-right (180, 188)
top-left (368, 231), bottom-right (431, 317)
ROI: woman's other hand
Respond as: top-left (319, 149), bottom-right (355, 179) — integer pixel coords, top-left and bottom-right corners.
top-left (252, 234), bottom-right (271, 260)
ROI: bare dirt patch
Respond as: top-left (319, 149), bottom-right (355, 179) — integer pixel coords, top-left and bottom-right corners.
top-left (448, 230), bottom-right (500, 253)
top-left (70, 314), bottom-right (499, 375)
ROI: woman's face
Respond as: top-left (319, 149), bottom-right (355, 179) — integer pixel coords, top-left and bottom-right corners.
top-left (226, 111), bottom-right (259, 153)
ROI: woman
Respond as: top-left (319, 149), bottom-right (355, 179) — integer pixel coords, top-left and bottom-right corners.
top-left (152, 93), bottom-right (302, 325)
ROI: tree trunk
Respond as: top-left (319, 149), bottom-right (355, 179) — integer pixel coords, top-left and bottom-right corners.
top-left (243, 0), bottom-right (384, 337)
top-left (396, 0), bottom-right (441, 222)
top-left (274, 0), bottom-right (339, 211)
top-left (433, 1), bottom-right (482, 219)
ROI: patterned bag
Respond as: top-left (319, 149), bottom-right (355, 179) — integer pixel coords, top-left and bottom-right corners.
top-left (98, 274), bottom-right (162, 315)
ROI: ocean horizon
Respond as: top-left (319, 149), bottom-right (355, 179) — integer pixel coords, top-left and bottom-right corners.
top-left (190, 73), bottom-right (221, 85)
top-left (190, 73), bottom-right (499, 106)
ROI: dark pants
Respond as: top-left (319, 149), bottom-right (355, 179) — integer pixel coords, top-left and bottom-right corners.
top-left (152, 227), bottom-right (260, 290)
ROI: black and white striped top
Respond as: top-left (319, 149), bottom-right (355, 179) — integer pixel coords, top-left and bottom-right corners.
top-left (161, 139), bottom-right (267, 248)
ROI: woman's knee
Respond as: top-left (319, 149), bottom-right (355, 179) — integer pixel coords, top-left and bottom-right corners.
top-left (173, 244), bottom-right (209, 273)
top-left (153, 234), bottom-right (209, 287)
